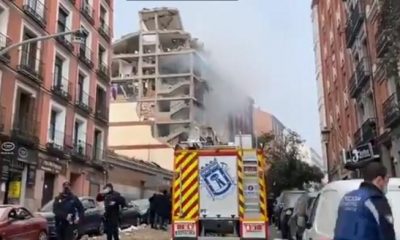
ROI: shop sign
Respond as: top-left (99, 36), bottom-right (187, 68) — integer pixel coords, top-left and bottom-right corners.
top-left (0, 141), bottom-right (16, 156)
top-left (0, 159), bottom-right (11, 181)
top-left (8, 181), bottom-right (21, 199)
top-left (0, 141), bottom-right (38, 165)
top-left (343, 143), bottom-right (379, 169)
top-left (26, 165), bottom-right (36, 186)
top-left (40, 159), bottom-right (64, 174)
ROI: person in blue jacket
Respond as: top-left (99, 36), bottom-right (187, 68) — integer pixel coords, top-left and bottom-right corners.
top-left (334, 161), bottom-right (396, 240)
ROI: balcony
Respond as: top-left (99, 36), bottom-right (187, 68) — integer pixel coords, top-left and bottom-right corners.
top-left (80, 2), bottom-right (94, 25)
top-left (353, 118), bottom-right (376, 146)
top-left (51, 75), bottom-right (72, 102)
top-left (0, 32), bottom-right (12, 63)
top-left (78, 45), bottom-right (94, 69)
top-left (17, 50), bottom-right (44, 84)
top-left (75, 90), bottom-right (93, 114)
top-left (46, 128), bottom-right (66, 158)
top-left (70, 141), bottom-right (92, 162)
top-left (0, 106), bottom-right (4, 132)
top-left (96, 62), bottom-right (110, 82)
top-left (98, 21), bottom-right (111, 42)
top-left (23, 0), bottom-right (47, 28)
top-left (383, 93), bottom-right (400, 128)
top-left (375, 28), bottom-right (393, 58)
top-left (349, 58), bottom-right (372, 98)
top-left (11, 117), bottom-right (39, 147)
top-left (95, 105), bottom-right (109, 123)
top-left (92, 146), bottom-right (105, 162)
top-left (55, 25), bottom-right (74, 52)
top-left (346, 1), bottom-right (365, 47)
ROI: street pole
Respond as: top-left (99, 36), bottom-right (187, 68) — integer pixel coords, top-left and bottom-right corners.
top-left (0, 30), bottom-right (82, 56)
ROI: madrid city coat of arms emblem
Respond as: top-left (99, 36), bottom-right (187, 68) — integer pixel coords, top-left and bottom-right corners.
top-left (200, 158), bottom-right (236, 200)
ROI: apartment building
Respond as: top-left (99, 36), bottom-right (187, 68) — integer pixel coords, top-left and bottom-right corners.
top-left (253, 107), bottom-right (285, 138)
top-left (0, 0), bottom-right (113, 210)
top-left (312, 0), bottom-right (400, 180)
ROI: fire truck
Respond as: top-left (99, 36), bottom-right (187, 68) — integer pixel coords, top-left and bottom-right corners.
top-left (171, 135), bottom-right (269, 240)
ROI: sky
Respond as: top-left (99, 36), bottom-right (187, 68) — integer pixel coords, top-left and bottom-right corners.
top-left (114, 0), bottom-right (321, 154)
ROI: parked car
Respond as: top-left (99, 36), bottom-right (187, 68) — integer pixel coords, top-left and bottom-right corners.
top-left (37, 196), bottom-right (104, 239)
top-left (302, 178), bottom-right (400, 240)
top-left (130, 198), bottom-right (151, 224)
top-left (287, 192), bottom-right (318, 240)
top-left (119, 202), bottom-right (141, 229)
top-left (277, 190), bottom-right (306, 239)
top-left (0, 205), bottom-right (48, 240)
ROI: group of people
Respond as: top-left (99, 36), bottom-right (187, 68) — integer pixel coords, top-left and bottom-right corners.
top-left (52, 182), bottom-right (128, 240)
top-left (148, 190), bottom-right (172, 230)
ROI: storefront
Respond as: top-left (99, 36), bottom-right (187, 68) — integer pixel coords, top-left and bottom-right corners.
top-left (343, 143), bottom-right (380, 175)
top-left (38, 153), bottom-right (67, 207)
top-left (0, 140), bottom-right (38, 205)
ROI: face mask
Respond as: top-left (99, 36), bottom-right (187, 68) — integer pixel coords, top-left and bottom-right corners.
top-left (382, 185), bottom-right (388, 194)
top-left (103, 187), bottom-right (111, 194)
top-left (63, 187), bottom-right (71, 194)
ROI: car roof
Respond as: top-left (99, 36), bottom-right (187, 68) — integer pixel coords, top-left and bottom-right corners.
top-left (322, 178), bottom-right (400, 192)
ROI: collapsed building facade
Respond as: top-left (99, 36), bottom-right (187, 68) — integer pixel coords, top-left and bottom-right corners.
top-left (111, 8), bottom-right (213, 145)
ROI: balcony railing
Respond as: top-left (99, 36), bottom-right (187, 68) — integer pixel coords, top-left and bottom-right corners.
top-left (75, 89), bottom-right (93, 113)
top-left (95, 105), bottom-right (108, 122)
top-left (46, 128), bottom-right (66, 157)
top-left (375, 28), bottom-right (393, 58)
top-left (98, 21), bottom-right (111, 42)
top-left (23, 0), bottom-right (47, 28)
top-left (80, 1), bottom-right (94, 25)
top-left (17, 49), bottom-right (44, 83)
top-left (55, 24), bottom-right (74, 52)
top-left (92, 146), bottom-right (105, 162)
top-left (0, 32), bottom-right (12, 63)
top-left (346, 1), bottom-right (365, 47)
top-left (383, 93), bottom-right (400, 128)
top-left (51, 74), bottom-right (72, 101)
top-left (78, 45), bottom-right (94, 69)
top-left (96, 61), bottom-right (110, 81)
top-left (353, 118), bottom-right (376, 146)
top-left (71, 141), bottom-right (92, 161)
top-left (12, 117), bottom-right (39, 146)
top-left (0, 106), bottom-right (5, 132)
top-left (349, 57), bottom-right (371, 98)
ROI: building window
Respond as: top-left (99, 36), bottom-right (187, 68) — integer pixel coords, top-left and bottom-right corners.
top-left (98, 44), bottom-right (106, 66)
top-left (100, 5), bottom-right (107, 26)
top-left (57, 7), bottom-right (69, 33)
top-left (48, 106), bottom-right (65, 147)
top-left (54, 56), bottom-right (63, 86)
top-left (21, 28), bottom-right (39, 72)
top-left (73, 118), bottom-right (86, 154)
top-left (93, 129), bottom-right (103, 160)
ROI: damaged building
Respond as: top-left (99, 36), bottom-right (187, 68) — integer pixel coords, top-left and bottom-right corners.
top-left (110, 8), bottom-right (214, 146)
top-left (109, 7), bottom-right (254, 153)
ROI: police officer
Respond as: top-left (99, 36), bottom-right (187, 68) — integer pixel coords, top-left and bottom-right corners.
top-left (148, 193), bottom-right (157, 229)
top-left (334, 162), bottom-right (396, 240)
top-left (53, 181), bottom-right (84, 240)
top-left (96, 183), bottom-right (127, 240)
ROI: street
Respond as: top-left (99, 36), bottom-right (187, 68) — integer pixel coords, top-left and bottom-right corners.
top-left (87, 224), bottom-right (283, 240)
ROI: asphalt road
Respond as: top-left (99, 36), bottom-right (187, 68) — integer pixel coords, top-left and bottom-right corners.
top-left (88, 224), bottom-right (285, 240)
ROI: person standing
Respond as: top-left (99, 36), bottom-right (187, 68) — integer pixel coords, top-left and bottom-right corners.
top-left (334, 162), bottom-right (396, 240)
top-left (53, 181), bottom-right (84, 240)
top-left (148, 193), bottom-right (157, 229)
top-left (96, 183), bottom-right (127, 240)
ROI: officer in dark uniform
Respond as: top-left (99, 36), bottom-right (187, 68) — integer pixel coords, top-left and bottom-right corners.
top-left (53, 181), bottom-right (84, 240)
top-left (96, 183), bottom-right (127, 240)
top-left (148, 193), bottom-right (157, 229)
top-left (334, 162), bottom-right (396, 240)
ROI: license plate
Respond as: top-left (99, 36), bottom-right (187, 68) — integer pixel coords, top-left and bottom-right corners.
top-left (245, 223), bottom-right (263, 232)
top-left (174, 222), bottom-right (196, 237)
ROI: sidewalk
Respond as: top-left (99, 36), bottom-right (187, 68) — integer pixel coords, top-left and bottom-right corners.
top-left (88, 225), bottom-right (170, 240)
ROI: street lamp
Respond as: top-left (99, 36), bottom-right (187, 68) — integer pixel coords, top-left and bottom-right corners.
top-left (0, 29), bottom-right (84, 56)
top-left (321, 127), bottom-right (331, 182)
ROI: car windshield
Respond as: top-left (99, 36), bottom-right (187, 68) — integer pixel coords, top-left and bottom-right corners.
top-left (282, 192), bottom-right (305, 208)
top-left (40, 200), bottom-right (54, 212)
top-left (386, 191), bottom-right (400, 238)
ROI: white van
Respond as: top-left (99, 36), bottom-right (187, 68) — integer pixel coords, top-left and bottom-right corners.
top-left (302, 178), bottom-right (400, 240)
